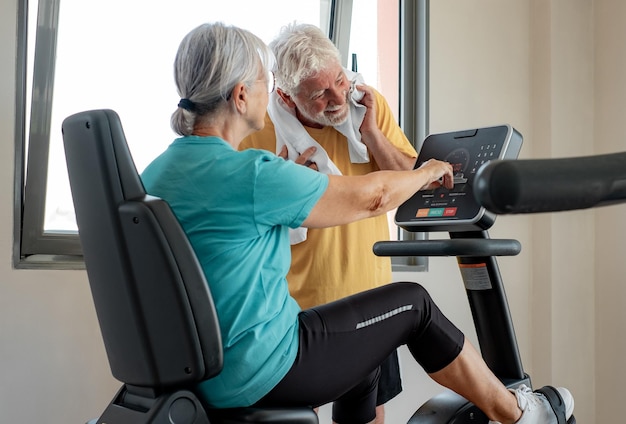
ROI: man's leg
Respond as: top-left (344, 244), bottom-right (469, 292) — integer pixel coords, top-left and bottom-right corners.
top-left (373, 350), bottom-right (402, 424)
top-left (374, 405), bottom-right (384, 424)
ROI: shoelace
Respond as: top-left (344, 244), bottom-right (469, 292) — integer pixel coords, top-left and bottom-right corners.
top-left (488, 385), bottom-right (550, 424)
top-left (516, 385), bottom-right (545, 412)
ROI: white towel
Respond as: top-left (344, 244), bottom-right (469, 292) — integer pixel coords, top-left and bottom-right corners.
top-left (268, 69), bottom-right (369, 244)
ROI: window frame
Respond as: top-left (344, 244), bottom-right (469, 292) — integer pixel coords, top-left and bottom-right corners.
top-left (15, 0), bottom-right (429, 269)
top-left (13, 0), bottom-right (28, 269)
top-left (393, 0), bottom-right (430, 272)
top-left (18, 0), bottom-right (84, 268)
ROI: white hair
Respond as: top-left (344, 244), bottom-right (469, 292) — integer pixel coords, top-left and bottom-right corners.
top-left (171, 22), bottom-right (275, 135)
top-left (269, 23), bottom-right (341, 96)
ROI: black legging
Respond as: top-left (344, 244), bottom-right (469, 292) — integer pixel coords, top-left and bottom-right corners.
top-left (255, 281), bottom-right (465, 424)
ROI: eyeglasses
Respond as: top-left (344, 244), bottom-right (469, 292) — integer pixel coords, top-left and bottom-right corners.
top-left (257, 70), bottom-right (275, 94)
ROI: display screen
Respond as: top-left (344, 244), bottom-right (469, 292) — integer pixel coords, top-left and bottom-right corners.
top-left (396, 125), bottom-right (522, 232)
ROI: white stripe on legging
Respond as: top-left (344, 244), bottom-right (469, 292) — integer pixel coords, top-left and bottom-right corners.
top-left (355, 304), bottom-right (413, 329)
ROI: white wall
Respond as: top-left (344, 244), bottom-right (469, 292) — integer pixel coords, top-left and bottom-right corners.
top-left (594, 1), bottom-right (626, 423)
top-left (528, 4), bottom-right (595, 424)
top-left (1, 0), bottom-right (624, 423)
top-left (0, 1), bottom-right (119, 423)
top-left (383, 1), bottom-right (617, 423)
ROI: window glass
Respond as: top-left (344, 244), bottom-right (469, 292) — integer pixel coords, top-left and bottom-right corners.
top-left (20, 0), bottom-right (426, 268)
top-left (37, 0), bottom-right (323, 232)
top-left (348, 0), bottom-right (399, 118)
top-left (348, 0), bottom-right (402, 241)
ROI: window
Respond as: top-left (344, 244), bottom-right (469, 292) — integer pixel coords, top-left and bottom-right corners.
top-left (17, 0), bottom-right (330, 267)
top-left (16, 0), bottom-right (429, 269)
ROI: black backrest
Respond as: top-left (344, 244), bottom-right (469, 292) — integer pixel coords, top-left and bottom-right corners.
top-left (62, 109), bottom-right (223, 388)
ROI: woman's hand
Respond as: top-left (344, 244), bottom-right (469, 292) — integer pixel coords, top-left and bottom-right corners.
top-left (417, 159), bottom-right (454, 191)
top-left (303, 158), bottom-right (454, 229)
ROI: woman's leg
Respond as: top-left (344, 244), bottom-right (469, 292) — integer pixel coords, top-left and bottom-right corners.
top-left (429, 339), bottom-right (521, 423)
top-left (256, 281), bottom-right (466, 423)
top-left (257, 281), bottom-right (570, 424)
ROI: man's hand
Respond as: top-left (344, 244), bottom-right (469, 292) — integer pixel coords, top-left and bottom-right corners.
top-left (278, 145), bottom-right (319, 171)
top-left (353, 84), bottom-right (416, 171)
top-left (355, 84), bottom-right (378, 136)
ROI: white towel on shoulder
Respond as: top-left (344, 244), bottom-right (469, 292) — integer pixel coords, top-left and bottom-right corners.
top-left (268, 69), bottom-right (369, 244)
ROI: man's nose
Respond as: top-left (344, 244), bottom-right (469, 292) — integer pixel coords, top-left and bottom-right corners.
top-left (328, 86), bottom-right (348, 105)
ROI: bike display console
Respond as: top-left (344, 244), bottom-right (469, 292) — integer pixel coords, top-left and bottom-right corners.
top-left (396, 125), bottom-right (523, 232)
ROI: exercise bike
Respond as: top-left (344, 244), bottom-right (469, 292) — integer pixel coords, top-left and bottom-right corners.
top-left (66, 110), bottom-right (586, 424)
top-left (373, 125), bottom-right (576, 423)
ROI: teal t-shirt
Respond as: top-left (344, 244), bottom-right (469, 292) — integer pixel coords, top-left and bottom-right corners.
top-left (141, 135), bottom-right (329, 407)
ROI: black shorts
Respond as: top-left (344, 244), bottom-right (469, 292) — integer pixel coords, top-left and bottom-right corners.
top-left (255, 282), bottom-right (465, 424)
top-left (377, 350), bottom-right (402, 406)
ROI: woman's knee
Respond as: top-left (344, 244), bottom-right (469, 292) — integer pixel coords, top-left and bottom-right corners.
top-left (391, 281), bottom-right (433, 307)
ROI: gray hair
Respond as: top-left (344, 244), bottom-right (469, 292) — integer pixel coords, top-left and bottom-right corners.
top-left (171, 22), bottom-right (275, 136)
top-left (269, 23), bottom-right (341, 96)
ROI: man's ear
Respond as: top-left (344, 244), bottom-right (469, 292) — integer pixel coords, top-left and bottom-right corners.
top-left (276, 88), bottom-right (296, 108)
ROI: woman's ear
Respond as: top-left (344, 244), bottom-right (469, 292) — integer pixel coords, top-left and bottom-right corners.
top-left (276, 88), bottom-right (296, 108)
top-left (230, 82), bottom-right (248, 114)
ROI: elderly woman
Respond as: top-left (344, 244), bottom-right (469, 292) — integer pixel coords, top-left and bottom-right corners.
top-left (141, 22), bottom-right (573, 424)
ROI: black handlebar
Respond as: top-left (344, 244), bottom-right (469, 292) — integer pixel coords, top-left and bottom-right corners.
top-left (474, 151), bottom-right (626, 214)
top-left (373, 239), bottom-right (521, 257)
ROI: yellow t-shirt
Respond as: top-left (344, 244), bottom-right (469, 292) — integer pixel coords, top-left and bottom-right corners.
top-left (239, 90), bottom-right (417, 309)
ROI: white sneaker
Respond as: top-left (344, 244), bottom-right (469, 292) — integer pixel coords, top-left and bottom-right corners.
top-left (489, 384), bottom-right (574, 423)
